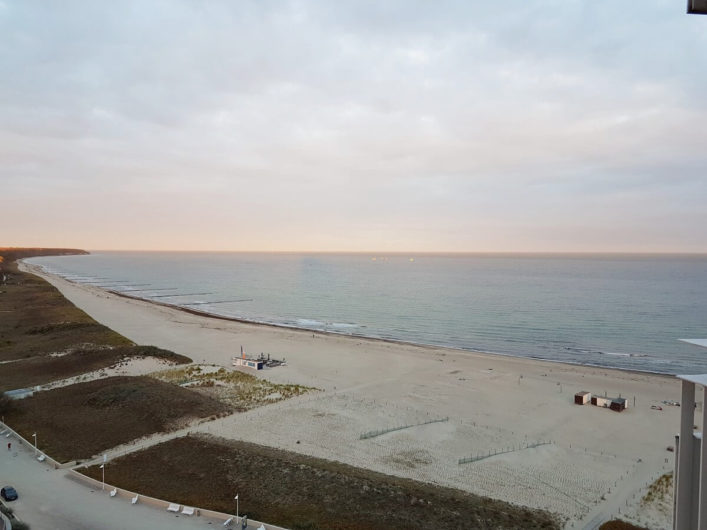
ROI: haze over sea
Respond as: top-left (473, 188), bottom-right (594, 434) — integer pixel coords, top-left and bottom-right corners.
top-left (26, 252), bottom-right (707, 375)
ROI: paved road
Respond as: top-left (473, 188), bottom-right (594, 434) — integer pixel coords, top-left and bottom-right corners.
top-left (0, 436), bottom-right (267, 530)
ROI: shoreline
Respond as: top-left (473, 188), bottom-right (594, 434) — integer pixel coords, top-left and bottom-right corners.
top-left (101, 277), bottom-right (676, 381)
top-left (21, 260), bottom-right (679, 380)
top-left (21, 260), bottom-right (681, 389)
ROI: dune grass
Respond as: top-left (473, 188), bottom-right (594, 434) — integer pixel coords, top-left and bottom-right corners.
top-left (1, 376), bottom-right (230, 462)
top-left (151, 364), bottom-right (316, 410)
top-left (81, 434), bottom-right (561, 530)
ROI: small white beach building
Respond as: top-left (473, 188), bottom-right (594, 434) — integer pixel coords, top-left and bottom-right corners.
top-left (574, 391), bottom-right (591, 405)
top-left (591, 396), bottom-right (612, 408)
top-left (587, 394), bottom-right (627, 411)
top-left (233, 357), bottom-right (264, 370)
top-left (609, 397), bottom-right (627, 412)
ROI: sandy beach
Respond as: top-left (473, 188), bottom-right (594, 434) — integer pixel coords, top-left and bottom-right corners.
top-left (21, 262), bottom-right (685, 528)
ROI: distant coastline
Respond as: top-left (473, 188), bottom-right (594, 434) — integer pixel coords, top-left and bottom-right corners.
top-left (0, 247), bottom-right (88, 267)
top-left (79, 249), bottom-right (707, 257)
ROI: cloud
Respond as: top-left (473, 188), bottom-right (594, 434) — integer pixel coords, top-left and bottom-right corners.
top-left (1, 0), bottom-right (705, 251)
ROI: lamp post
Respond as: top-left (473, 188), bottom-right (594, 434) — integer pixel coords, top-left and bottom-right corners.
top-left (32, 432), bottom-right (37, 455)
top-left (235, 494), bottom-right (239, 524)
top-left (100, 454), bottom-right (107, 490)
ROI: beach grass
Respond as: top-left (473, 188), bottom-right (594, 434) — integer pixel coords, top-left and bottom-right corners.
top-left (1, 376), bottom-right (230, 462)
top-left (0, 256), bottom-right (191, 391)
top-left (0, 258), bottom-right (131, 363)
top-left (150, 364), bottom-right (317, 410)
top-left (81, 433), bottom-right (561, 530)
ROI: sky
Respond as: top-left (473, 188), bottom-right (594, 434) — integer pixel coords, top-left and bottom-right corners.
top-left (1, 1), bottom-right (706, 252)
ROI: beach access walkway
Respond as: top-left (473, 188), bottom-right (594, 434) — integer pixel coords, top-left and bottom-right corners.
top-left (0, 436), bottom-right (270, 530)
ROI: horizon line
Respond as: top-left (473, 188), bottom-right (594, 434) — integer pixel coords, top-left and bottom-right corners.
top-left (80, 249), bottom-right (707, 255)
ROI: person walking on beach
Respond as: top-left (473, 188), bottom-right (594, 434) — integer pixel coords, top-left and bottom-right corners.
top-left (7, 442), bottom-right (10, 451)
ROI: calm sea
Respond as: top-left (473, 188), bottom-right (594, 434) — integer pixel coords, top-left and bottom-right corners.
top-left (25, 252), bottom-right (707, 375)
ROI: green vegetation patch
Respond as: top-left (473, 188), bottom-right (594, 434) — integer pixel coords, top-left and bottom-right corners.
top-left (1, 376), bottom-right (230, 462)
top-left (151, 365), bottom-right (316, 411)
top-left (640, 472), bottom-right (672, 507)
top-left (0, 252), bottom-right (192, 390)
top-left (25, 321), bottom-right (101, 335)
top-left (0, 260), bottom-right (131, 362)
top-left (0, 344), bottom-right (191, 393)
top-left (82, 434), bottom-right (561, 530)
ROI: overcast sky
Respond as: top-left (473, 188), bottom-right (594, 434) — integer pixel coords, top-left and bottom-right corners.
top-left (1, 1), bottom-right (706, 252)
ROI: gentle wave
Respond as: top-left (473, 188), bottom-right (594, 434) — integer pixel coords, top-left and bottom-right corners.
top-left (25, 252), bottom-right (707, 375)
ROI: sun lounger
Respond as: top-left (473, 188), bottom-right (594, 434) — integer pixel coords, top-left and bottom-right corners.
top-left (167, 503), bottom-right (181, 513)
top-left (182, 506), bottom-right (195, 515)
top-left (223, 517), bottom-right (233, 526)
top-left (131, 494), bottom-right (139, 504)
top-left (37, 454), bottom-right (46, 462)
top-left (109, 488), bottom-right (117, 497)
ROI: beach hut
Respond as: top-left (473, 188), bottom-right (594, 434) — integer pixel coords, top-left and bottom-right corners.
top-left (574, 391), bottom-right (591, 405)
top-left (610, 397), bottom-right (627, 412)
top-left (591, 396), bottom-right (612, 408)
top-left (232, 357), bottom-right (264, 370)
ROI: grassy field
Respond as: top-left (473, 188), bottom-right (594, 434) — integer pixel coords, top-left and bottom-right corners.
top-left (1, 376), bottom-right (230, 462)
top-left (82, 434), bottom-right (561, 530)
top-left (0, 252), bottom-right (191, 390)
top-left (0, 344), bottom-right (190, 393)
top-left (0, 250), bottom-right (229, 462)
top-left (0, 259), bottom-right (131, 362)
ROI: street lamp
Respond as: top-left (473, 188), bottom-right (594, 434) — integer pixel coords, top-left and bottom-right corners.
top-left (235, 494), bottom-right (239, 524)
top-left (100, 454), bottom-right (107, 490)
top-left (32, 433), bottom-right (37, 455)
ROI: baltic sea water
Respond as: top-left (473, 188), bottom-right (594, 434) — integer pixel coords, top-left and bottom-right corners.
top-left (26, 252), bottom-right (707, 375)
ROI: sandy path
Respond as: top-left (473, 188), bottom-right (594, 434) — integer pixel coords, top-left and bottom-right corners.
top-left (20, 262), bottom-right (685, 528)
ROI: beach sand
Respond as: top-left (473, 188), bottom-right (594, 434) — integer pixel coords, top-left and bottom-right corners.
top-left (21, 262), bottom-right (684, 528)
